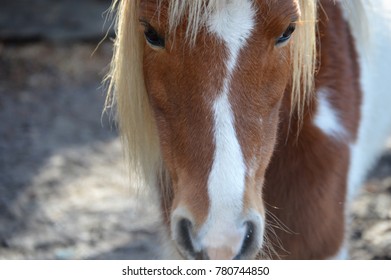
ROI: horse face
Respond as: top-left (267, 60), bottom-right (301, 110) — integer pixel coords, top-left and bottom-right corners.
top-left (140, 0), bottom-right (299, 259)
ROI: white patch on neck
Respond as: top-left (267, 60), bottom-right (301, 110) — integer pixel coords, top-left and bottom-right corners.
top-left (343, 0), bottom-right (391, 199)
top-left (200, 0), bottom-right (255, 253)
top-left (314, 88), bottom-right (348, 140)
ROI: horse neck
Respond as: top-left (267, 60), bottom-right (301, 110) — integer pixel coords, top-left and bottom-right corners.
top-left (262, 0), bottom-right (362, 259)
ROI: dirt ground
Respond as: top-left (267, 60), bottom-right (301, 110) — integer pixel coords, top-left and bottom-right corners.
top-left (0, 42), bottom-right (162, 260)
top-left (0, 41), bottom-right (390, 260)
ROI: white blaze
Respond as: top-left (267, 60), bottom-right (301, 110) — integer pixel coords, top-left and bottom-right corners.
top-left (200, 0), bottom-right (256, 254)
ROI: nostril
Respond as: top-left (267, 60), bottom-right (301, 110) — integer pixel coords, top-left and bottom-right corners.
top-left (237, 221), bottom-right (257, 259)
top-left (176, 218), bottom-right (196, 257)
top-left (241, 222), bottom-right (255, 253)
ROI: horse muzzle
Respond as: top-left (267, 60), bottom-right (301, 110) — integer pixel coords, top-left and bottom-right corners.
top-left (171, 208), bottom-right (264, 260)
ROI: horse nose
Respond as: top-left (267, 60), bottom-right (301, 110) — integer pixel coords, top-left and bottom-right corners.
top-left (172, 210), bottom-right (263, 260)
top-left (204, 221), bottom-right (262, 260)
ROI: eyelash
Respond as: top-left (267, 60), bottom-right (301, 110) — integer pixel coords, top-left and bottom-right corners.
top-left (139, 20), bottom-right (294, 48)
top-left (140, 21), bottom-right (165, 49)
top-left (276, 23), bottom-right (296, 46)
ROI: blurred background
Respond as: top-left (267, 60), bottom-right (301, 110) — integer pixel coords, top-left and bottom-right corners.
top-left (0, 0), bottom-right (390, 259)
top-left (0, 0), bottom-right (160, 259)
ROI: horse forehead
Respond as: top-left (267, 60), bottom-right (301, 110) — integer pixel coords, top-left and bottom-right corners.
top-left (138, 0), bottom-right (298, 29)
top-left (207, 0), bottom-right (256, 44)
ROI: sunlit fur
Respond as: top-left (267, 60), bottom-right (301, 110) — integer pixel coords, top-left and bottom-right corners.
top-left (105, 0), bottom-right (372, 259)
top-left (105, 0), bottom-right (319, 190)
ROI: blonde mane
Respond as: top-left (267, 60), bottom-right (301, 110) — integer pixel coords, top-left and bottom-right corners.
top-left (105, 0), bottom-right (364, 188)
top-left (106, 0), bottom-right (161, 189)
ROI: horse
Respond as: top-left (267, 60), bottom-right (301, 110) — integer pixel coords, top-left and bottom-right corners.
top-left (106, 0), bottom-right (391, 259)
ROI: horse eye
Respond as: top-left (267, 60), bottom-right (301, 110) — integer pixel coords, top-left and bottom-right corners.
top-left (276, 23), bottom-right (296, 46)
top-left (141, 22), bottom-right (165, 49)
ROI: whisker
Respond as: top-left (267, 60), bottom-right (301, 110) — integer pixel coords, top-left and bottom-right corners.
top-left (266, 209), bottom-right (296, 235)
